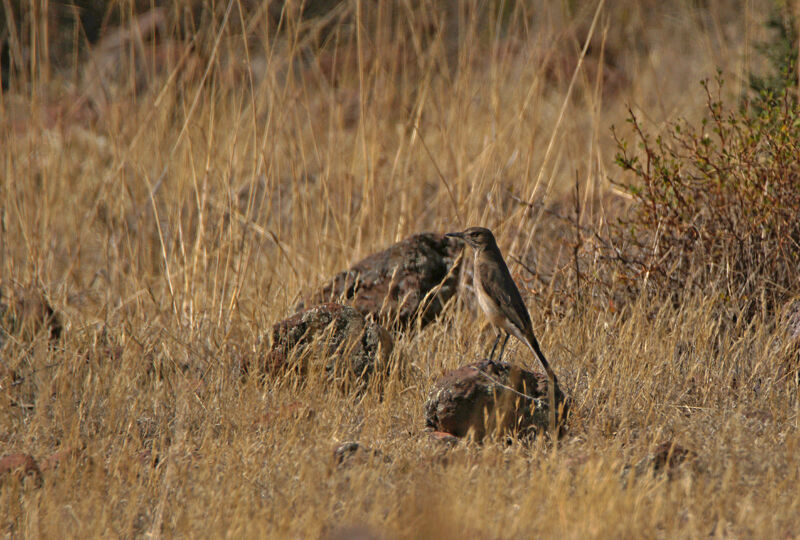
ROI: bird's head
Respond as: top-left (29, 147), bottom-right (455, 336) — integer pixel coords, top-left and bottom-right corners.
top-left (446, 227), bottom-right (497, 250)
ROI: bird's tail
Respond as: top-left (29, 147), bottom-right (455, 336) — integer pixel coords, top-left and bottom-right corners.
top-left (522, 330), bottom-right (558, 385)
top-left (523, 329), bottom-right (560, 433)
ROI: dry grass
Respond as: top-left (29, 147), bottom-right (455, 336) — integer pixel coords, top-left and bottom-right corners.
top-left (1, 1), bottom-right (798, 538)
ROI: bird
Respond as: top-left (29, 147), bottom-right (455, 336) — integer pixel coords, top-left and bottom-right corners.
top-left (446, 226), bottom-right (559, 428)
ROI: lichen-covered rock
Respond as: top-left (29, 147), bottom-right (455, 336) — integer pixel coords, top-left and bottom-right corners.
top-left (424, 359), bottom-right (568, 440)
top-left (267, 303), bottom-right (393, 383)
top-left (300, 233), bottom-right (463, 329)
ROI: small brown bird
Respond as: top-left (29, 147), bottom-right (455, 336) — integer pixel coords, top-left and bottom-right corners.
top-left (447, 227), bottom-right (558, 420)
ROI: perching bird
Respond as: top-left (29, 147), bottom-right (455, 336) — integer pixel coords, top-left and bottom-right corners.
top-left (447, 226), bottom-right (558, 427)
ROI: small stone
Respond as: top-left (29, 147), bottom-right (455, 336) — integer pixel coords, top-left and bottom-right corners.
top-left (332, 442), bottom-right (387, 468)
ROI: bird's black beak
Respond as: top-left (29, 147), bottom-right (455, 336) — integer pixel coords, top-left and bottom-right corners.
top-left (446, 232), bottom-right (464, 239)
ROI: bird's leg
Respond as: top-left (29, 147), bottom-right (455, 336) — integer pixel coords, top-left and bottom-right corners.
top-left (487, 333), bottom-right (502, 362)
top-left (496, 332), bottom-right (511, 362)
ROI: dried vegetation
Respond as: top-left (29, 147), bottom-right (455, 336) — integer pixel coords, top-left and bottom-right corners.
top-left (1, 1), bottom-right (798, 538)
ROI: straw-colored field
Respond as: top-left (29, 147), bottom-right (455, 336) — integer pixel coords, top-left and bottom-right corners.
top-left (2, 1), bottom-right (798, 538)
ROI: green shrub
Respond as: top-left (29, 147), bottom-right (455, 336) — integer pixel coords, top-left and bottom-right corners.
top-left (606, 76), bottom-right (800, 316)
top-left (748, 5), bottom-right (798, 111)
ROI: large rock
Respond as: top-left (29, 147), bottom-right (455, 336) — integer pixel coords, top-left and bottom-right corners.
top-left (424, 359), bottom-right (568, 440)
top-left (301, 233), bottom-right (463, 329)
top-left (267, 303), bottom-right (393, 384)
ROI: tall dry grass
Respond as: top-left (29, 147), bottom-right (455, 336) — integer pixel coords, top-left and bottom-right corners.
top-left (1, 1), bottom-right (798, 538)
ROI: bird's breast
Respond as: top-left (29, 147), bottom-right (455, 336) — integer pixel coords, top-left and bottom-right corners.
top-left (473, 257), bottom-right (506, 327)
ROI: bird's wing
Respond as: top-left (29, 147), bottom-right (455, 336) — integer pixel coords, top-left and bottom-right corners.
top-left (475, 254), bottom-right (534, 336)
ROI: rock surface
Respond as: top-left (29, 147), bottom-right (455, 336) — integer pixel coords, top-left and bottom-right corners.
top-left (300, 233), bottom-right (463, 329)
top-left (424, 359), bottom-right (568, 440)
top-left (267, 303), bottom-right (393, 383)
